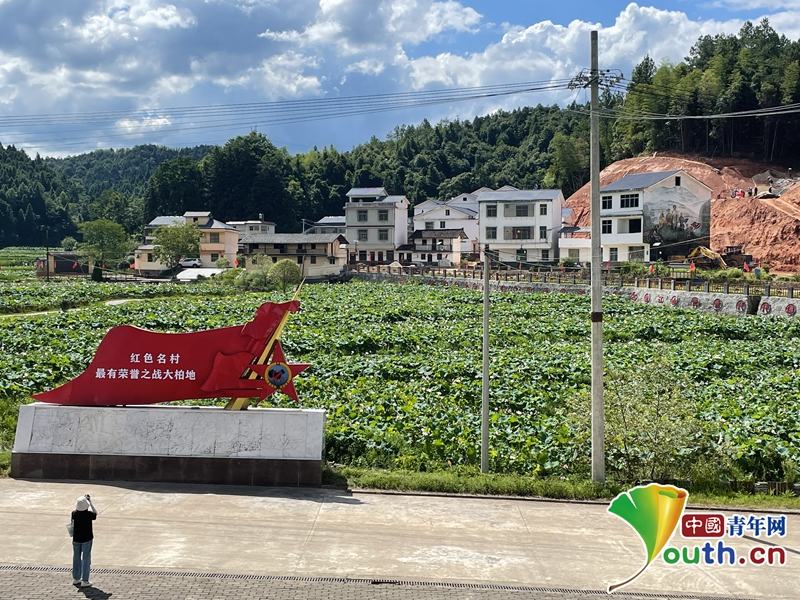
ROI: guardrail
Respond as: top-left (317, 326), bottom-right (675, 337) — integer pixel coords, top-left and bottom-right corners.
top-left (347, 264), bottom-right (798, 298)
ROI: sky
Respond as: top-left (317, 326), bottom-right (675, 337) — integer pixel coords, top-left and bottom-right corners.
top-left (1, 0), bottom-right (800, 157)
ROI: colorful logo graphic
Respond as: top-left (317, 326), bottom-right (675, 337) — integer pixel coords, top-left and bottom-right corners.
top-left (607, 483), bottom-right (688, 593)
top-left (608, 485), bottom-right (789, 593)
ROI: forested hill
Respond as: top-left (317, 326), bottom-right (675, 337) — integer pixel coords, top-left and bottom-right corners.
top-left (2, 18), bottom-right (799, 248)
top-left (0, 144), bottom-right (84, 247)
top-left (46, 144), bottom-right (215, 200)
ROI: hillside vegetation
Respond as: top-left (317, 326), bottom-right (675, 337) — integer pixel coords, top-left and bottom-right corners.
top-left (0, 18), bottom-right (798, 249)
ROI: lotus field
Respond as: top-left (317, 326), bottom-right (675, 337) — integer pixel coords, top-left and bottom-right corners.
top-left (1, 281), bottom-right (799, 483)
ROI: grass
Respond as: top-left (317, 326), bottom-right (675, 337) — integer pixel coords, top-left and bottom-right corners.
top-left (323, 465), bottom-right (800, 511)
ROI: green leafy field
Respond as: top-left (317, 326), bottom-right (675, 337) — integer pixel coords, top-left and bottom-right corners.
top-left (1, 281), bottom-right (799, 484)
top-left (0, 280), bottom-right (237, 314)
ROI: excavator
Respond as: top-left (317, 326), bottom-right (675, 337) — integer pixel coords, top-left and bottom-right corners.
top-left (686, 245), bottom-right (753, 270)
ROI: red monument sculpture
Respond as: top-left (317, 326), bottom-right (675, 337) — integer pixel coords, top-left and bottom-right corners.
top-left (33, 300), bottom-right (309, 410)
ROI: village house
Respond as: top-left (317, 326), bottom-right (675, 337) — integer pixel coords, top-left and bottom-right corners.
top-left (412, 188), bottom-right (485, 258)
top-left (408, 229), bottom-right (468, 266)
top-left (344, 187), bottom-right (409, 264)
top-left (558, 169), bottom-right (711, 264)
top-left (477, 186), bottom-right (565, 265)
top-left (134, 211), bottom-right (238, 276)
top-left (239, 233), bottom-right (349, 279)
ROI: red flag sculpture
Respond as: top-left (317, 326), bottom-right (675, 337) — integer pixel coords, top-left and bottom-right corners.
top-left (33, 300), bottom-right (309, 408)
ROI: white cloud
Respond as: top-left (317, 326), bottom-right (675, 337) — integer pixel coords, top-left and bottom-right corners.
top-left (115, 116), bottom-right (172, 132)
top-left (261, 0), bottom-right (481, 57)
top-left (254, 51), bottom-right (323, 97)
top-left (400, 3), bottom-right (744, 90)
top-left (344, 58), bottom-right (385, 75)
top-left (66, 0), bottom-right (197, 46)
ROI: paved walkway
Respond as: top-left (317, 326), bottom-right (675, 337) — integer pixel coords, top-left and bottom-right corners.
top-left (2, 478), bottom-right (796, 599)
top-left (0, 568), bottom-right (757, 600)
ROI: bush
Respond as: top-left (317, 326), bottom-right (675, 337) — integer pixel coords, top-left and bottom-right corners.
top-left (559, 257), bottom-right (577, 268)
top-left (617, 261), bottom-right (648, 277)
top-left (215, 257), bottom-right (231, 269)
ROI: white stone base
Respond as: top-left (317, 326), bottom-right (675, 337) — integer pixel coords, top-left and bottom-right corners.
top-left (14, 403), bottom-right (325, 460)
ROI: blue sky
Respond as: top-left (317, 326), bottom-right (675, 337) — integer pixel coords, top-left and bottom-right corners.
top-left (0, 0), bottom-right (798, 157)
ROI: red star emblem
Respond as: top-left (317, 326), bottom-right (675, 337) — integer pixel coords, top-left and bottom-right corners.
top-left (246, 341), bottom-right (309, 402)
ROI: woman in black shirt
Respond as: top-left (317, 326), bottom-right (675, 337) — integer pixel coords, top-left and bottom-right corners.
top-left (71, 495), bottom-right (97, 587)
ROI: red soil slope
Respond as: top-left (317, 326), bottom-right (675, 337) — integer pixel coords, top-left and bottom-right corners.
top-left (564, 154), bottom-right (800, 272)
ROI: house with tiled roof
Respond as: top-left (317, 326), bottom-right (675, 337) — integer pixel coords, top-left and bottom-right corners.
top-left (134, 211), bottom-right (239, 276)
top-left (239, 233), bottom-right (349, 278)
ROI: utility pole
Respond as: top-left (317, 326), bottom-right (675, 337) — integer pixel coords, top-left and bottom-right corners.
top-left (568, 33), bottom-right (621, 484)
top-left (589, 31), bottom-right (604, 483)
top-left (481, 244), bottom-right (490, 473)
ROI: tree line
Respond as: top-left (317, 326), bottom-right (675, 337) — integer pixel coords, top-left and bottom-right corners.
top-left (2, 18), bottom-right (798, 249)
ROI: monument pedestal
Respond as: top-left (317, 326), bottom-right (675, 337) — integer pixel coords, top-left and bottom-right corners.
top-left (12, 403), bottom-right (325, 486)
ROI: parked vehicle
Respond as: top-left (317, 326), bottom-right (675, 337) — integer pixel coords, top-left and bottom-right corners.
top-left (179, 258), bottom-right (202, 268)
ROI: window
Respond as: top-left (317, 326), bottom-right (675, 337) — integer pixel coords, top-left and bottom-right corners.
top-left (516, 248), bottom-right (527, 262)
top-left (568, 249), bottom-right (580, 259)
top-left (485, 226), bottom-right (497, 239)
top-left (541, 249), bottom-right (550, 261)
top-left (609, 248), bottom-right (618, 262)
top-left (310, 256), bottom-right (317, 264)
top-left (620, 193), bottom-right (640, 208)
top-left (515, 204), bottom-right (529, 217)
top-left (211, 253), bottom-right (219, 262)
top-left (628, 218), bottom-right (642, 234)
top-left (439, 221), bottom-right (446, 228)
top-left (358, 250), bottom-right (367, 261)
top-left (147, 253), bottom-right (153, 263)
top-left (378, 252), bottom-right (384, 262)
top-left (602, 220), bottom-right (612, 234)
top-left (378, 229), bottom-right (389, 241)
top-left (437, 253), bottom-right (442, 260)
top-left (629, 246), bottom-right (645, 262)
top-left (297, 244), bottom-right (304, 250)
top-left (358, 229), bottom-right (368, 241)
top-left (425, 221), bottom-right (434, 230)
top-left (507, 227), bottom-right (531, 240)
top-left (602, 195), bottom-right (612, 210)
top-left (378, 210), bottom-right (388, 221)
top-left (486, 204), bottom-right (497, 217)
top-left (445, 209), bottom-right (450, 216)
top-left (272, 257), bottom-right (277, 263)
top-left (249, 226), bottom-right (256, 231)
top-left (210, 233), bottom-right (220, 243)
top-left (422, 239), bottom-right (428, 245)
top-left (311, 244), bottom-right (317, 249)
top-left (328, 256), bottom-right (336, 264)
top-left (675, 176), bottom-right (681, 186)
top-left (297, 257), bottom-right (303, 264)
top-left (540, 204), bottom-right (548, 216)
top-left (539, 226), bottom-right (547, 240)
top-left (386, 251), bottom-right (394, 261)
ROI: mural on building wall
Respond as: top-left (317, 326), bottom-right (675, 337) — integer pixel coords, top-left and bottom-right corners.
top-left (642, 187), bottom-right (711, 246)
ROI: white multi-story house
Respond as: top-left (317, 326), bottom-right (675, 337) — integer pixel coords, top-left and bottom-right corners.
top-left (412, 188), bottom-right (487, 256)
top-left (477, 187), bottom-right (565, 264)
top-left (558, 169), bottom-right (712, 263)
top-left (227, 216), bottom-right (276, 237)
top-left (345, 187), bottom-right (409, 264)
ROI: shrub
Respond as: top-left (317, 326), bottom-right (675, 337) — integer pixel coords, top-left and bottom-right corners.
top-left (215, 257), bottom-right (231, 269)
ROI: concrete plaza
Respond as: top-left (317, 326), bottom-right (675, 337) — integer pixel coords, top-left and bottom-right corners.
top-left (1, 478), bottom-right (797, 599)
